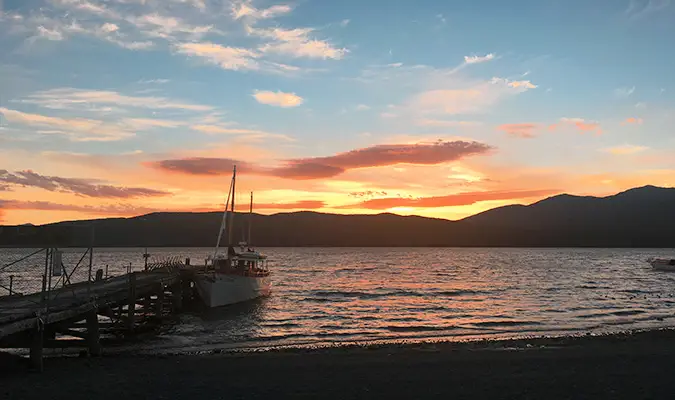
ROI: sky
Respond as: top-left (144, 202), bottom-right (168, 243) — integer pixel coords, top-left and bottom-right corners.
top-left (0, 0), bottom-right (674, 226)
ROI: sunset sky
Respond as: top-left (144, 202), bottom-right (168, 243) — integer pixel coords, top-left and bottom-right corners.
top-left (1, 0), bottom-right (674, 226)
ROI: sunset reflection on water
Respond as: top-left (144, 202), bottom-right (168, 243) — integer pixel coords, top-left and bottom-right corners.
top-left (2, 247), bottom-right (675, 353)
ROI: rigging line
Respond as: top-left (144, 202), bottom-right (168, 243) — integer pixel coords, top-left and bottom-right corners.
top-left (1, 248), bottom-right (47, 271)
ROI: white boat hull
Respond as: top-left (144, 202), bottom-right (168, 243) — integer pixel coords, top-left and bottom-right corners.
top-left (650, 260), bottom-right (675, 271)
top-left (193, 273), bottom-right (271, 307)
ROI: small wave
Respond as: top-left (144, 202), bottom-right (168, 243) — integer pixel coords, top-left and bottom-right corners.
top-left (618, 289), bottom-right (659, 295)
top-left (386, 317), bottom-right (422, 323)
top-left (384, 325), bottom-right (452, 333)
top-left (575, 285), bottom-right (611, 290)
top-left (576, 309), bottom-right (646, 319)
top-left (436, 289), bottom-right (485, 297)
top-left (611, 310), bottom-right (646, 317)
top-left (473, 320), bottom-right (542, 327)
top-left (334, 267), bottom-right (377, 273)
top-left (319, 324), bottom-right (348, 330)
top-left (261, 322), bottom-right (300, 329)
top-left (408, 306), bottom-right (449, 312)
top-left (441, 314), bottom-right (474, 320)
top-left (309, 290), bottom-right (425, 300)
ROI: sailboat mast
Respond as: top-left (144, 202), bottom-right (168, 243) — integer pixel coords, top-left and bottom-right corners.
top-left (213, 170), bottom-right (234, 259)
top-left (226, 165), bottom-right (237, 247)
top-left (248, 191), bottom-right (253, 245)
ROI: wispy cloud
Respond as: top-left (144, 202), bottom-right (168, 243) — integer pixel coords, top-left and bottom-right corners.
top-left (19, 87), bottom-right (214, 111)
top-left (253, 27), bottom-right (348, 60)
top-left (190, 124), bottom-right (294, 141)
top-left (0, 169), bottom-right (170, 198)
top-left (138, 79), bottom-right (170, 84)
top-left (174, 42), bottom-right (301, 74)
top-left (0, 0), bottom-right (342, 73)
top-left (464, 53), bottom-right (495, 64)
top-left (231, 1), bottom-right (293, 21)
top-left (492, 77), bottom-right (537, 89)
top-left (603, 145), bottom-right (649, 155)
top-left (252, 90), bottom-right (304, 108)
top-left (16, 12), bottom-right (155, 50)
top-left (36, 26), bottom-right (64, 41)
top-left (175, 42), bottom-right (261, 71)
top-left (614, 86), bottom-right (636, 98)
top-left (4, 0), bottom-right (223, 53)
top-left (0, 107), bottom-right (134, 141)
top-left (409, 77), bottom-right (537, 116)
top-left (121, 118), bottom-right (186, 130)
top-left (625, 0), bottom-right (671, 19)
top-left (416, 119), bottom-right (482, 128)
top-left (557, 117), bottom-right (603, 135)
top-left (622, 117), bottom-right (644, 125)
top-left (498, 123), bottom-right (539, 139)
top-left (125, 13), bottom-right (216, 41)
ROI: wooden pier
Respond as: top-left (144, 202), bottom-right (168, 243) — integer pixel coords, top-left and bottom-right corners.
top-left (0, 248), bottom-right (196, 371)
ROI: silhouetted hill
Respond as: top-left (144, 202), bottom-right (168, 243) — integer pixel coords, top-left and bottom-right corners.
top-left (1, 186), bottom-right (674, 247)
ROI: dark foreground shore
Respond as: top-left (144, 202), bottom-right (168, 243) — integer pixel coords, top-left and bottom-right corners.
top-left (4, 330), bottom-right (675, 399)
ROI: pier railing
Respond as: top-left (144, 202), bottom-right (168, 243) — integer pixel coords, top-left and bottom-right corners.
top-left (0, 247), bottom-right (100, 308)
top-left (0, 248), bottom-right (190, 371)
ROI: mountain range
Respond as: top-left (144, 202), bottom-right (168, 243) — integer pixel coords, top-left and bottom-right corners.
top-left (1, 185), bottom-right (674, 247)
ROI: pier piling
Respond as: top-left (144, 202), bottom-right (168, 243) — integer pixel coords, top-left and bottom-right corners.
top-left (29, 323), bottom-right (44, 372)
top-left (155, 283), bottom-right (165, 316)
top-left (172, 283), bottom-right (183, 312)
top-left (126, 273), bottom-right (137, 332)
top-left (86, 310), bottom-right (101, 357)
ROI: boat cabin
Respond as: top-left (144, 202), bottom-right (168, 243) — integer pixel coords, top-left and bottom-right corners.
top-left (210, 245), bottom-right (270, 277)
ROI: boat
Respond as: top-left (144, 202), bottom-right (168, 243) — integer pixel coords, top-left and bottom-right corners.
top-left (647, 257), bottom-right (675, 271)
top-left (192, 165), bottom-right (271, 307)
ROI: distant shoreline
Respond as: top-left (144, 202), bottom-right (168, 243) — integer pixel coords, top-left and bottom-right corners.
top-left (1, 245), bottom-right (674, 249)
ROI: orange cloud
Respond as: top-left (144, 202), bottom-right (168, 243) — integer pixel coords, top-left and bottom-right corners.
top-left (336, 189), bottom-right (559, 210)
top-left (234, 200), bottom-right (325, 211)
top-left (149, 140), bottom-right (494, 179)
top-left (0, 200), bottom-right (157, 216)
top-left (603, 145), bottom-right (648, 155)
top-left (623, 117), bottom-right (644, 125)
top-left (554, 118), bottom-right (603, 135)
top-left (497, 123), bottom-right (538, 138)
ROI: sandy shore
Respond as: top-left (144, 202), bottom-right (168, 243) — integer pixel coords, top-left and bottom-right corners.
top-left (3, 330), bottom-right (675, 399)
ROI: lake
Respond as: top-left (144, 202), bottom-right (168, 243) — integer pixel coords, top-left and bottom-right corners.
top-left (2, 247), bottom-right (675, 353)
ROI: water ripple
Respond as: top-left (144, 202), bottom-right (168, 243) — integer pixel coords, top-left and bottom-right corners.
top-left (3, 246), bottom-right (675, 351)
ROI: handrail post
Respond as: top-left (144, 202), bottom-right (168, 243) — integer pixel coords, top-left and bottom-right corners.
top-left (87, 224), bottom-right (95, 299)
top-left (42, 248), bottom-right (49, 306)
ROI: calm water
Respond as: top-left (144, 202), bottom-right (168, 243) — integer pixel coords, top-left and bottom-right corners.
top-left (2, 247), bottom-right (675, 353)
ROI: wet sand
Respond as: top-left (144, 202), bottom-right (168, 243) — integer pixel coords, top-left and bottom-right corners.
top-left (3, 330), bottom-right (675, 399)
